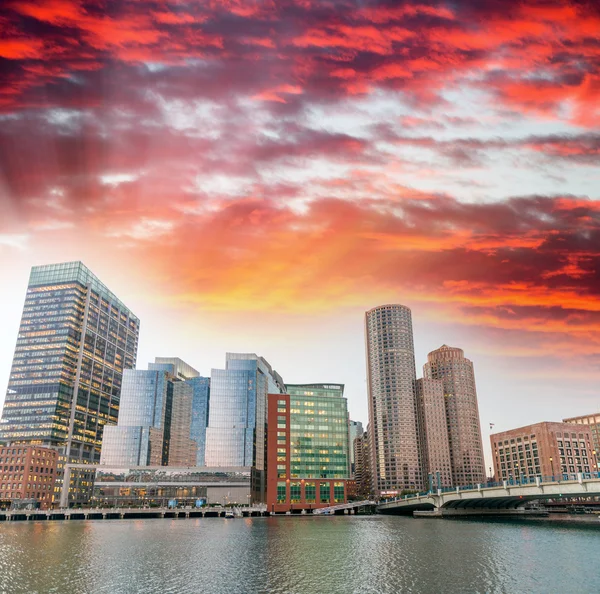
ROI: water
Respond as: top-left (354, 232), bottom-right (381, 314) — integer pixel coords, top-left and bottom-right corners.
top-left (0, 516), bottom-right (598, 593)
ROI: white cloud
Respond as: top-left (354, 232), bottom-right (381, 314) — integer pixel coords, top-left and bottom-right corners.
top-left (0, 234), bottom-right (29, 250)
top-left (107, 218), bottom-right (175, 240)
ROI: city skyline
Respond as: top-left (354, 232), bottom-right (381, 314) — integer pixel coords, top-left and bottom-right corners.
top-left (0, 261), bottom-right (599, 472)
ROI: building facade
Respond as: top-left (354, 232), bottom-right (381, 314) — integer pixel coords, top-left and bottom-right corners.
top-left (365, 304), bottom-right (424, 495)
top-left (423, 345), bottom-right (486, 487)
top-left (168, 382), bottom-right (197, 467)
top-left (0, 445), bottom-right (58, 509)
top-left (563, 413), bottom-right (600, 466)
top-left (415, 378), bottom-right (453, 488)
top-left (266, 386), bottom-right (350, 513)
top-left (353, 430), bottom-right (372, 499)
top-left (0, 262), bottom-right (139, 505)
top-left (91, 466), bottom-right (251, 508)
top-left (188, 377), bottom-right (210, 466)
top-left (348, 420), bottom-right (364, 477)
top-left (491, 422), bottom-right (595, 482)
top-left (100, 369), bottom-right (175, 467)
top-left (204, 353), bottom-right (284, 502)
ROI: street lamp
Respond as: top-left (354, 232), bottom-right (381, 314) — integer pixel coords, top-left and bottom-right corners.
top-left (550, 457), bottom-right (555, 481)
top-left (593, 450), bottom-right (598, 476)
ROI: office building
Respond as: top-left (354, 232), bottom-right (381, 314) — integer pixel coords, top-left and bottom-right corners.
top-left (168, 381), bottom-right (197, 467)
top-left (563, 413), bottom-right (600, 465)
top-left (423, 345), bottom-right (486, 486)
top-left (415, 378), bottom-right (453, 488)
top-left (188, 377), bottom-right (210, 466)
top-left (205, 353), bottom-right (284, 502)
top-left (91, 466), bottom-right (251, 508)
top-left (100, 368), bottom-right (175, 467)
top-left (491, 422), bottom-right (595, 482)
top-left (151, 358), bottom-right (200, 381)
top-left (266, 384), bottom-right (350, 513)
top-left (0, 262), bottom-right (139, 504)
top-left (349, 420), bottom-right (364, 476)
top-left (365, 304), bottom-right (424, 495)
top-left (0, 445), bottom-right (58, 509)
top-left (100, 358), bottom-right (204, 468)
top-left (354, 430), bottom-right (372, 499)
top-left (149, 359), bottom-right (210, 466)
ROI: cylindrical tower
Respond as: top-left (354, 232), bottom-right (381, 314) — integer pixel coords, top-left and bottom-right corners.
top-left (423, 345), bottom-right (486, 486)
top-left (365, 304), bottom-right (424, 494)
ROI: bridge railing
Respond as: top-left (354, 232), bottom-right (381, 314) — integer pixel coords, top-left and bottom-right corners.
top-left (378, 471), bottom-right (600, 505)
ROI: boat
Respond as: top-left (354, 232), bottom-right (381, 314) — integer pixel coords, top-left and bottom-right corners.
top-left (224, 510), bottom-right (235, 519)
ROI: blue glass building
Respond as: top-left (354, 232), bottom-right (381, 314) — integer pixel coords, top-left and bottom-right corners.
top-left (100, 369), bottom-right (173, 466)
top-left (188, 377), bottom-right (210, 466)
top-left (101, 358), bottom-right (210, 467)
top-left (204, 353), bottom-right (284, 501)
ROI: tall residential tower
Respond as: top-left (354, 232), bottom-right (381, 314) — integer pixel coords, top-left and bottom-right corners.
top-left (365, 305), bottom-right (424, 494)
top-left (423, 345), bottom-right (486, 486)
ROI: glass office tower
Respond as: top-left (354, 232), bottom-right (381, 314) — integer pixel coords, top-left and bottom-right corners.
top-left (100, 369), bottom-right (173, 466)
top-left (188, 377), bottom-right (210, 466)
top-left (101, 358), bottom-right (205, 468)
top-left (286, 384), bottom-right (351, 479)
top-left (0, 262), bottom-right (139, 466)
top-left (205, 353), bottom-right (284, 502)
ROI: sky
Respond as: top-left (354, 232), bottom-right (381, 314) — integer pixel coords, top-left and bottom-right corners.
top-left (1, 0), bottom-right (599, 468)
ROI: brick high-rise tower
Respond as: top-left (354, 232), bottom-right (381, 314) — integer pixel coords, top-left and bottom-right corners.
top-left (365, 304), bottom-right (424, 494)
top-left (423, 345), bottom-right (486, 486)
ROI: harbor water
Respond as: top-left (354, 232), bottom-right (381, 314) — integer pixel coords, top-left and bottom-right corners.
top-left (0, 515), bottom-right (598, 593)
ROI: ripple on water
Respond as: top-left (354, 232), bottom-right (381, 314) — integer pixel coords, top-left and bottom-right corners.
top-left (0, 516), bottom-right (599, 594)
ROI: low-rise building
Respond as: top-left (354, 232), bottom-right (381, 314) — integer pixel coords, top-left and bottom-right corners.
top-left (0, 445), bottom-right (58, 509)
top-left (91, 466), bottom-right (251, 508)
top-left (491, 421), bottom-right (595, 482)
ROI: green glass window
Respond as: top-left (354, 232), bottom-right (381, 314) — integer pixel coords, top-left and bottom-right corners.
top-left (305, 482), bottom-right (316, 503)
top-left (333, 482), bottom-right (345, 503)
top-left (290, 482), bottom-right (301, 503)
top-left (320, 482), bottom-right (330, 504)
top-left (277, 482), bottom-right (287, 503)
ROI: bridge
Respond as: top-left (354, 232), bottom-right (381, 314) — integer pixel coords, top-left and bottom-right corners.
top-left (313, 500), bottom-right (377, 515)
top-left (377, 473), bottom-right (600, 517)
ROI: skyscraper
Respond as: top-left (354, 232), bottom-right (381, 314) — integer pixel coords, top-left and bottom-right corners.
top-left (348, 420), bottom-right (364, 476)
top-left (101, 358), bottom-right (205, 468)
top-left (354, 429), bottom-right (372, 499)
top-left (204, 353), bottom-right (284, 502)
top-left (100, 368), bottom-right (174, 467)
top-left (365, 304), bottom-right (424, 494)
top-left (415, 378), bottom-right (453, 488)
top-left (0, 262), bottom-right (140, 466)
top-left (188, 376), bottom-right (210, 466)
top-left (423, 345), bottom-right (486, 486)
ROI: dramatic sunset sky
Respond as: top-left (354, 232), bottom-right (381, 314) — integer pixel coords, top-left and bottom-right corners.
top-left (1, 0), bottom-right (599, 465)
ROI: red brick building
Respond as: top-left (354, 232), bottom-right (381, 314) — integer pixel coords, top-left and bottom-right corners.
top-left (491, 422), bottom-right (595, 482)
top-left (0, 446), bottom-right (58, 509)
top-left (267, 392), bottom-right (349, 513)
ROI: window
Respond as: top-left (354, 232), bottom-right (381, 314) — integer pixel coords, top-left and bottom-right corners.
top-left (320, 482), bottom-right (330, 504)
top-left (277, 482), bottom-right (286, 503)
top-left (290, 482), bottom-right (301, 503)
